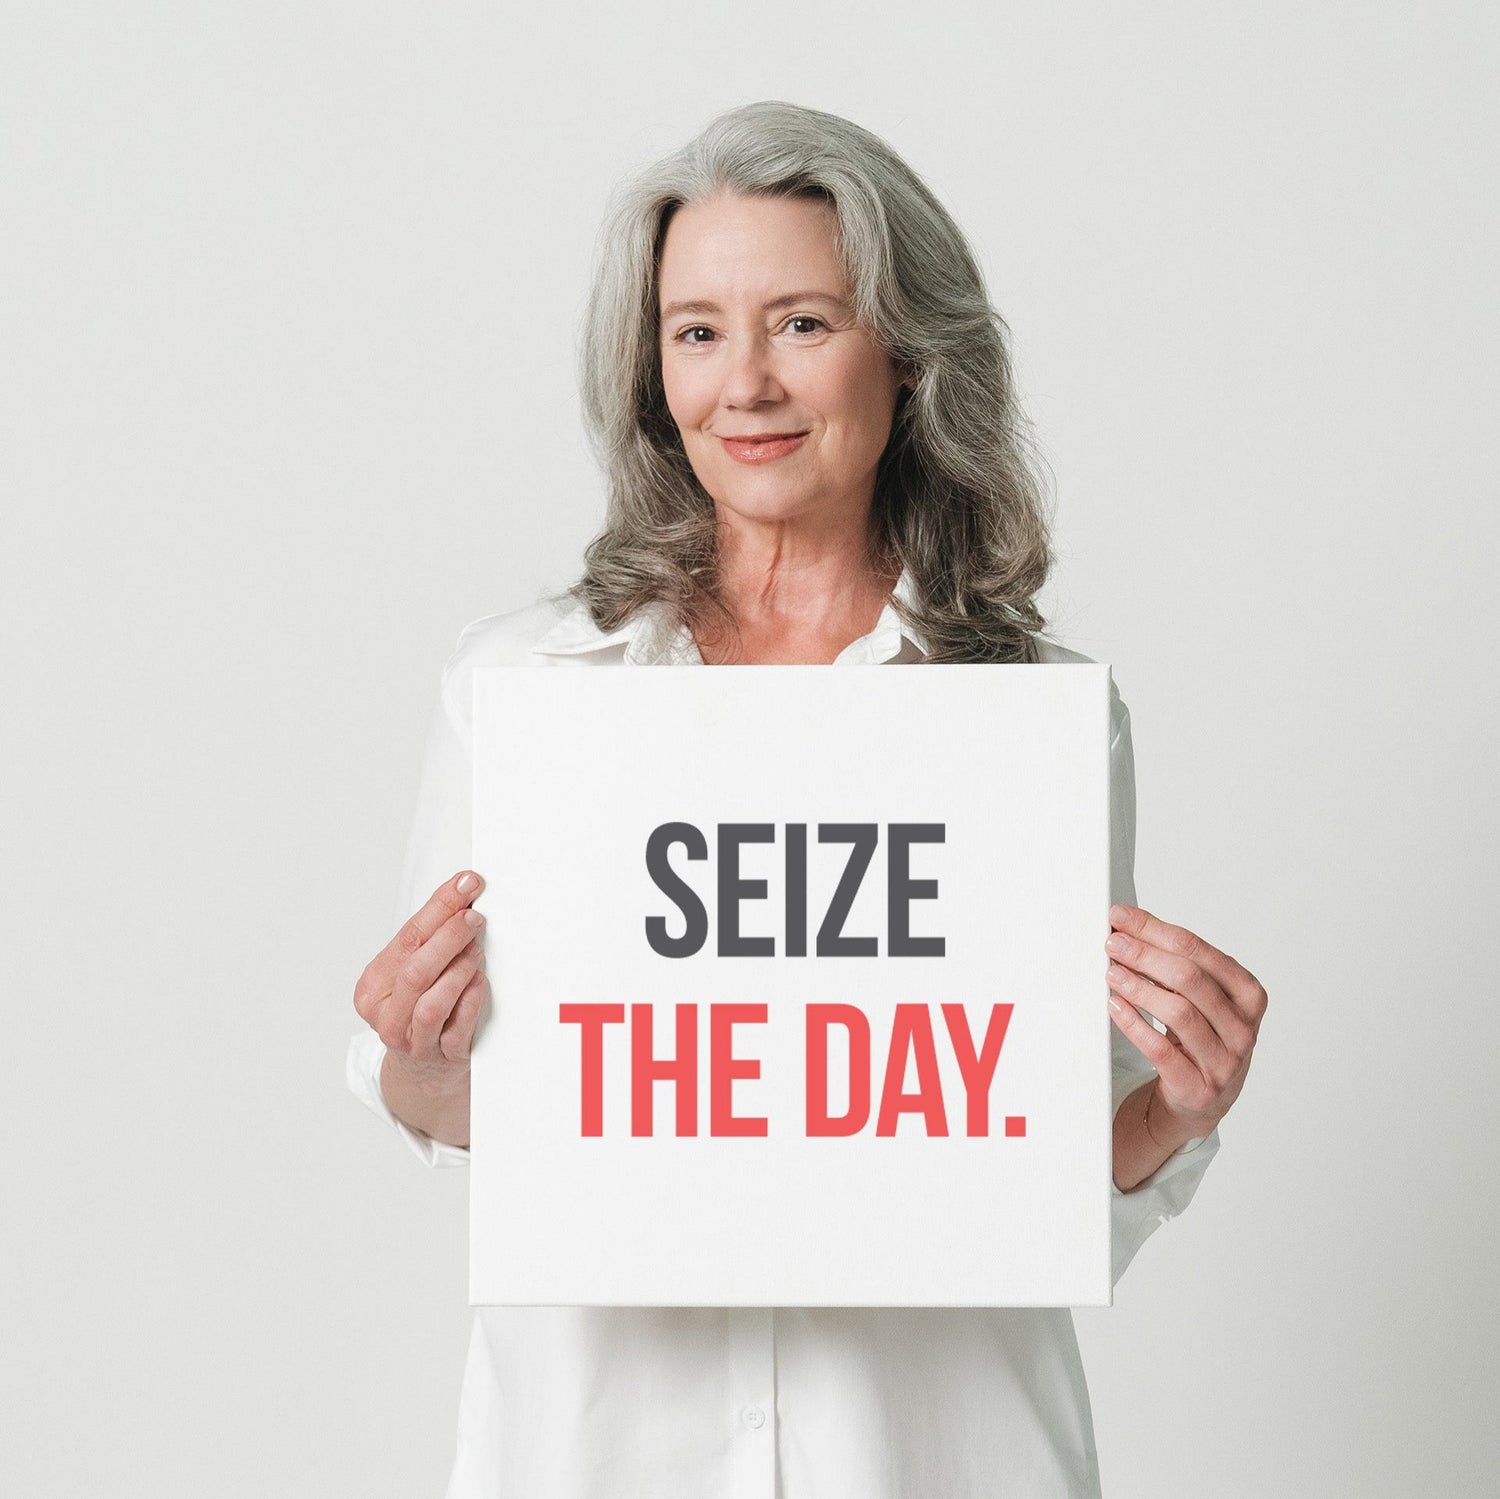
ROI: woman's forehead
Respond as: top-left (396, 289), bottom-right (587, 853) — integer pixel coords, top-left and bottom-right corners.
top-left (657, 194), bottom-right (845, 305)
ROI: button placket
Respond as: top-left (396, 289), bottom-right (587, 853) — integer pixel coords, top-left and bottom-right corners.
top-left (725, 1307), bottom-right (776, 1498)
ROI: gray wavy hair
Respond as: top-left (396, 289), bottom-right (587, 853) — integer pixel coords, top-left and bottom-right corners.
top-left (573, 99), bottom-right (1054, 663)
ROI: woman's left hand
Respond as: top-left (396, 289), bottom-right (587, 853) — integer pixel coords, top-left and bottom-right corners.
top-left (1105, 903), bottom-right (1268, 1148)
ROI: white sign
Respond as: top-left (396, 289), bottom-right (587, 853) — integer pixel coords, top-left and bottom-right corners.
top-left (470, 664), bottom-right (1112, 1307)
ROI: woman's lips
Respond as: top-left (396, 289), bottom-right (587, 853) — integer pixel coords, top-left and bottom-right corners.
top-left (719, 431), bottom-right (808, 464)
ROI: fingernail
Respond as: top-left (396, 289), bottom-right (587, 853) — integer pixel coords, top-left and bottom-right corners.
top-left (1107, 995), bottom-right (1122, 1014)
top-left (1105, 933), bottom-right (1126, 954)
top-left (457, 873), bottom-right (480, 895)
top-left (1109, 904), bottom-right (1131, 925)
top-left (464, 909), bottom-right (485, 928)
top-left (1106, 964), bottom-right (1128, 985)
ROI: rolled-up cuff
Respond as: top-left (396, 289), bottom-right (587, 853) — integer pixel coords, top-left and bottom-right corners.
top-left (1109, 1123), bottom-right (1220, 1286)
top-left (345, 1028), bottom-right (471, 1169)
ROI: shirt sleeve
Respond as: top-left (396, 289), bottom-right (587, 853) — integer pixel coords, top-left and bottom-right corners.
top-left (1107, 682), bottom-right (1219, 1287)
top-left (345, 626), bottom-right (477, 1169)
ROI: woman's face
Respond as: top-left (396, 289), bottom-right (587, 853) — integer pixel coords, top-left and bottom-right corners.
top-left (657, 192), bottom-right (905, 536)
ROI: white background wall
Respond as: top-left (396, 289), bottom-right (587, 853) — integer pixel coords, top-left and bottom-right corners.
top-left (4, 3), bottom-right (1496, 1494)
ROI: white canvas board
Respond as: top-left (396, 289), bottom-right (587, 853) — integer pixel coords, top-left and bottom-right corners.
top-left (470, 663), bottom-right (1113, 1307)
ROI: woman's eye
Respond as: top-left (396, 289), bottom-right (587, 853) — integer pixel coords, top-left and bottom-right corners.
top-left (670, 317), bottom-right (824, 345)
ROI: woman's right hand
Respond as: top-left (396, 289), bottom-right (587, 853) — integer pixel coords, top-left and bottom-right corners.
top-left (352, 870), bottom-right (489, 1148)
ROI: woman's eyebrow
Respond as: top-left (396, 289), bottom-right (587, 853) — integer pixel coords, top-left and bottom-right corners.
top-left (660, 290), bottom-right (849, 321)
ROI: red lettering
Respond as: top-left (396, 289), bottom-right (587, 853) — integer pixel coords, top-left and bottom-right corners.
top-left (940, 1002), bottom-right (1014, 1136)
top-left (805, 1004), bottom-right (871, 1136)
top-left (558, 1003), bottom-right (625, 1137)
top-left (631, 1002), bottom-right (698, 1137)
top-left (875, 1003), bottom-right (948, 1136)
top-left (710, 1004), bottom-right (768, 1136)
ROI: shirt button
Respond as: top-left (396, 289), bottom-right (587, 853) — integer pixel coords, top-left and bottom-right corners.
top-left (741, 1405), bottom-right (766, 1430)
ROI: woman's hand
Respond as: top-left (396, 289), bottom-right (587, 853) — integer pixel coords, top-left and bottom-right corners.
top-left (352, 870), bottom-right (489, 1149)
top-left (1105, 903), bottom-right (1267, 1169)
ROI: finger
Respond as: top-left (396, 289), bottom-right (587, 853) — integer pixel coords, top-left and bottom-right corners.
top-left (1106, 962), bottom-right (1231, 1075)
top-left (1107, 993), bottom-right (1203, 1094)
top-left (386, 871), bottom-right (486, 968)
top-left (1110, 904), bottom-right (1266, 1027)
top-left (439, 970), bottom-right (489, 1062)
top-left (407, 943), bottom-right (484, 1059)
top-left (1105, 918), bottom-right (1254, 1055)
top-left (393, 907), bottom-right (486, 1019)
top-left (355, 871), bottom-right (486, 1036)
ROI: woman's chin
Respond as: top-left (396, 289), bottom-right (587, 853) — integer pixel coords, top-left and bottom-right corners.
top-left (711, 492), bottom-right (828, 530)
top-left (702, 475), bottom-right (861, 532)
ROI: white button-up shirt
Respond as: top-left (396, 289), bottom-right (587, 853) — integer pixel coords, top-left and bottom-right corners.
top-left (346, 581), bottom-right (1220, 1498)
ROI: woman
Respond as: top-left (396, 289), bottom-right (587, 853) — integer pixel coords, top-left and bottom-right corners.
top-left (348, 100), bottom-right (1266, 1498)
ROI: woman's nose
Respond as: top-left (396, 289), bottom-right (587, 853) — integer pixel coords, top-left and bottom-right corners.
top-left (720, 333), bottom-right (784, 408)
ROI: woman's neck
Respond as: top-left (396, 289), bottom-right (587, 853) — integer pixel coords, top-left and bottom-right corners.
top-left (697, 514), bottom-right (899, 665)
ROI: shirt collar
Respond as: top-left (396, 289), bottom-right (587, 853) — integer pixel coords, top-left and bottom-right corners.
top-left (533, 569), bottom-right (928, 665)
top-left (532, 597), bottom-right (700, 664)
